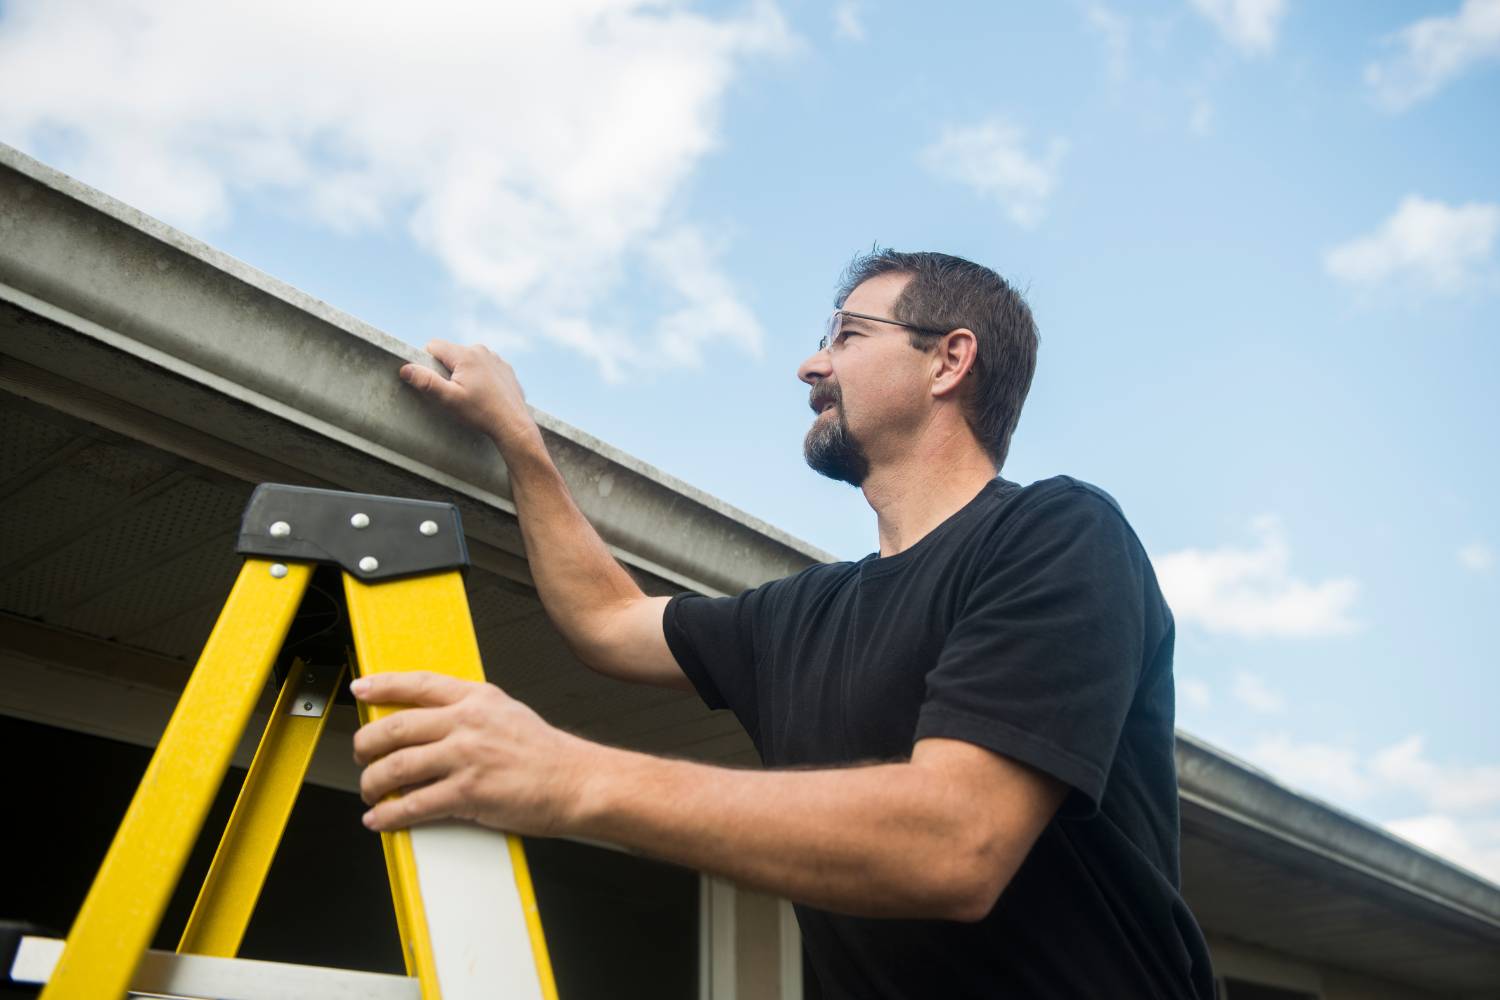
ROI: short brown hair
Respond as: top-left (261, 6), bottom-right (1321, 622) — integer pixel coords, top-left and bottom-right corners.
top-left (835, 249), bottom-right (1039, 469)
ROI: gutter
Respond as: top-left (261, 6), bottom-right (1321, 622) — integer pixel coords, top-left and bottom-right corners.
top-left (1176, 730), bottom-right (1500, 935)
top-left (0, 142), bottom-right (832, 600)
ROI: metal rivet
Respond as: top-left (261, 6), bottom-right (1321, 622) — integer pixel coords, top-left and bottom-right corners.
top-left (419, 520), bottom-right (439, 536)
top-left (269, 520), bottom-right (291, 538)
top-left (358, 556), bottom-right (379, 573)
top-left (351, 512), bottom-right (370, 529)
top-left (303, 701), bottom-right (314, 711)
top-left (269, 563), bottom-right (288, 579)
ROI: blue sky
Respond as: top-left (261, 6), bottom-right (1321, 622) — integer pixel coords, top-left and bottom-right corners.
top-left (2, 0), bottom-right (1497, 881)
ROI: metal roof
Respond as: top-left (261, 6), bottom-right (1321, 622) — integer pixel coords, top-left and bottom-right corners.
top-left (2, 142), bottom-right (1497, 997)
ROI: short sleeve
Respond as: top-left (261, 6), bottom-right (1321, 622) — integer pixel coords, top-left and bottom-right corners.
top-left (663, 587), bottom-right (769, 742)
top-left (914, 487), bottom-right (1148, 815)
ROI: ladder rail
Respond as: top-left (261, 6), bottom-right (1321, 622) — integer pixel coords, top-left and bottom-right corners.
top-left (345, 568), bottom-right (559, 1000)
top-left (177, 658), bottom-right (346, 957)
top-left (40, 559), bottom-right (312, 1000)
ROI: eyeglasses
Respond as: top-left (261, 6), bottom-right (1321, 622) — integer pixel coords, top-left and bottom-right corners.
top-left (819, 309), bottom-right (947, 352)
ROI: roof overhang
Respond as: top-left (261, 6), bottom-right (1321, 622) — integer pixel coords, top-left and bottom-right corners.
top-left (1177, 732), bottom-right (1500, 994)
top-left (0, 143), bottom-right (830, 603)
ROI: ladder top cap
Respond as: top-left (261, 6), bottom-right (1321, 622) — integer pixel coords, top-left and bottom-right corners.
top-left (237, 484), bottom-right (469, 581)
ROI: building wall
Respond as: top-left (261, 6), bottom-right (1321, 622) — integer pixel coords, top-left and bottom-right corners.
top-left (707, 908), bottom-right (1452, 1000)
top-left (702, 879), bottom-right (801, 1000)
top-left (1207, 934), bottom-right (1442, 1000)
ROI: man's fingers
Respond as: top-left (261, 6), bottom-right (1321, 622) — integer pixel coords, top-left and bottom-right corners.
top-left (424, 338), bottom-right (465, 372)
top-left (359, 743), bottom-right (452, 805)
top-left (362, 778), bottom-right (466, 831)
top-left (399, 362), bottom-right (462, 402)
top-left (352, 705), bottom-right (450, 765)
top-left (351, 671), bottom-right (475, 708)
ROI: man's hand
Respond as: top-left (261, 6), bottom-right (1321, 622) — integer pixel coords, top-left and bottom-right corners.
top-left (395, 341), bottom-right (687, 690)
top-left (351, 671), bottom-right (597, 835)
top-left (400, 340), bottom-right (536, 451)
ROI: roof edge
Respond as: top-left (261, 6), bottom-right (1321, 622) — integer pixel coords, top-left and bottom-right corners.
top-left (1176, 729), bottom-right (1500, 932)
top-left (0, 142), bottom-right (833, 597)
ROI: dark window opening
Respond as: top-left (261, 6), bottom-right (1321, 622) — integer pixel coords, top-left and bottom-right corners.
top-left (1220, 976), bottom-right (1319, 1000)
top-left (2, 715), bottom-right (698, 999)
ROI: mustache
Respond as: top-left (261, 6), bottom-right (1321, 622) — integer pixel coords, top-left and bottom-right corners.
top-left (809, 380), bottom-right (841, 413)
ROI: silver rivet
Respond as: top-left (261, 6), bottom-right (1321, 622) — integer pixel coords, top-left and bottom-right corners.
top-left (419, 520), bottom-right (439, 536)
top-left (358, 556), bottom-right (379, 573)
top-left (351, 512), bottom-right (370, 529)
top-left (269, 563), bottom-right (288, 579)
top-left (269, 520), bottom-right (291, 538)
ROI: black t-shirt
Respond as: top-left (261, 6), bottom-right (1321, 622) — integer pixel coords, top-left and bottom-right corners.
top-left (663, 476), bottom-right (1214, 1000)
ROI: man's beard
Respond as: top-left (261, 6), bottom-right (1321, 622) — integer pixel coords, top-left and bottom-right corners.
top-left (803, 382), bottom-right (870, 486)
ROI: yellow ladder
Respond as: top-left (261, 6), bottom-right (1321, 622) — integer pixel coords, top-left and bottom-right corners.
top-left (31, 484), bottom-right (558, 1000)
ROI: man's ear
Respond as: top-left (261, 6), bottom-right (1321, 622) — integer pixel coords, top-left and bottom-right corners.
top-left (931, 328), bottom-right (979, 400)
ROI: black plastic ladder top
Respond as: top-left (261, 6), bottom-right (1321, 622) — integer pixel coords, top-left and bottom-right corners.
top-left (236, 484), bottom-right (469, 582)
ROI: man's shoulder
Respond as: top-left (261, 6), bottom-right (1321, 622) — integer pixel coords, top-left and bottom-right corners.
top-left (967, 476), bottom-right (1163, 586)
top-left (984, 474), bottom-right (1132, 531)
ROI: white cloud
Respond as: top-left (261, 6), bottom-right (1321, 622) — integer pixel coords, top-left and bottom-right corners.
top-left (1365, 0), bottom-right (1500, 112)
top-left (1084, 3), bottom-right (1131, 82)
top-left (1385, 814), bottom-right (1500, 885)
top-left (1248, 734), bottom-right (1373, 800)
top-left (1189, 96), bottom-right (1216, 136)
top-left (1325, 196), bottom-right (1500, 294)
top-left (1246, 732), bottom-right (1500, 884)
top-left (1155, 515), bottom-right (1360, 638)
top-left (644, 226), bottom-right (766, 370)
top-left (1372, 736), bottom-right (1500, 813)
top-left (0, 0), bottom-right (790, 381)
top-left (832, 0), bottom-right (865, 42)
top-left (1383, 739), bottom-right (1500, 883)
top-left (1187, 0), bottom-right (1287, 55)
top-left (1179, 676), bottom-right (1212, 710)
top-left (919, 120), bottom-right (1067, 229)
top-left (1232, 672), bottom-right (1284, 714)
top-left (1458, 541), bottom-right (1495, 573)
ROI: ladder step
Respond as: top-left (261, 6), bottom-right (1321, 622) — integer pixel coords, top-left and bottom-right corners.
top-left (10, 934), bottom-right (420, 1000)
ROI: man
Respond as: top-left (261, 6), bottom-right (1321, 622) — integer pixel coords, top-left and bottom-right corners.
top-left (351, 250), bottom-right (1215, 998)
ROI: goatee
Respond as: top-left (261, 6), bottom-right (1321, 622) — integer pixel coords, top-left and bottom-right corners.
top-left (803, 382), bottom-right (870, 487)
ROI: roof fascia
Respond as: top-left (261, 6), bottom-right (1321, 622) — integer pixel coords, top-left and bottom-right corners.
top-left (1177, 731), bottom-right (1500, 935)
top-left (0, 143), bottom-right (831, 600)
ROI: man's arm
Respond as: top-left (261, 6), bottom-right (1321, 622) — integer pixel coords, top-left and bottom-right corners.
top-left (401, 341), bottom-right (688, 690)
top-left (351, 672), bottom-right (1067, 921)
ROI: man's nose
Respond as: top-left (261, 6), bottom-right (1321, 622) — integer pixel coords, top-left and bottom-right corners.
top-left (797, 348), bottom-right (830, 386)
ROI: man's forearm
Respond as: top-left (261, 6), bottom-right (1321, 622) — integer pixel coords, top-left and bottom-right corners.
top-left (353, 676), bottom-right (1066, 921)
top-left (565, 741), bottom-right (1019, 921)
top-left (494, 425), bottom-right (645, 645)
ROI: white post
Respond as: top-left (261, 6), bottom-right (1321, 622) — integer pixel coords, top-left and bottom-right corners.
top-left (778, 900), bottom-right (803, 1000)
top-left (699, 875), bottom-right (738, 1000)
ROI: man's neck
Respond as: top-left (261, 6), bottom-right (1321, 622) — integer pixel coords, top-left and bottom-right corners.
top-left (862, 435), bottom-right (998, 558)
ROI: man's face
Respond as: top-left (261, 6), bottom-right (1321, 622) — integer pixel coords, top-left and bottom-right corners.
top-left (802, 363), bottom-right (868, 485)
top-left (797, 273), bottom-right (934, 486)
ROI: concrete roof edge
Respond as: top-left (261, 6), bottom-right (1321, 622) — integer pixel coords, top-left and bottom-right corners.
top-left (0, 143), bottom-right (834, 595)
top-left (1175, 728), bottom-right (1500, 931)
